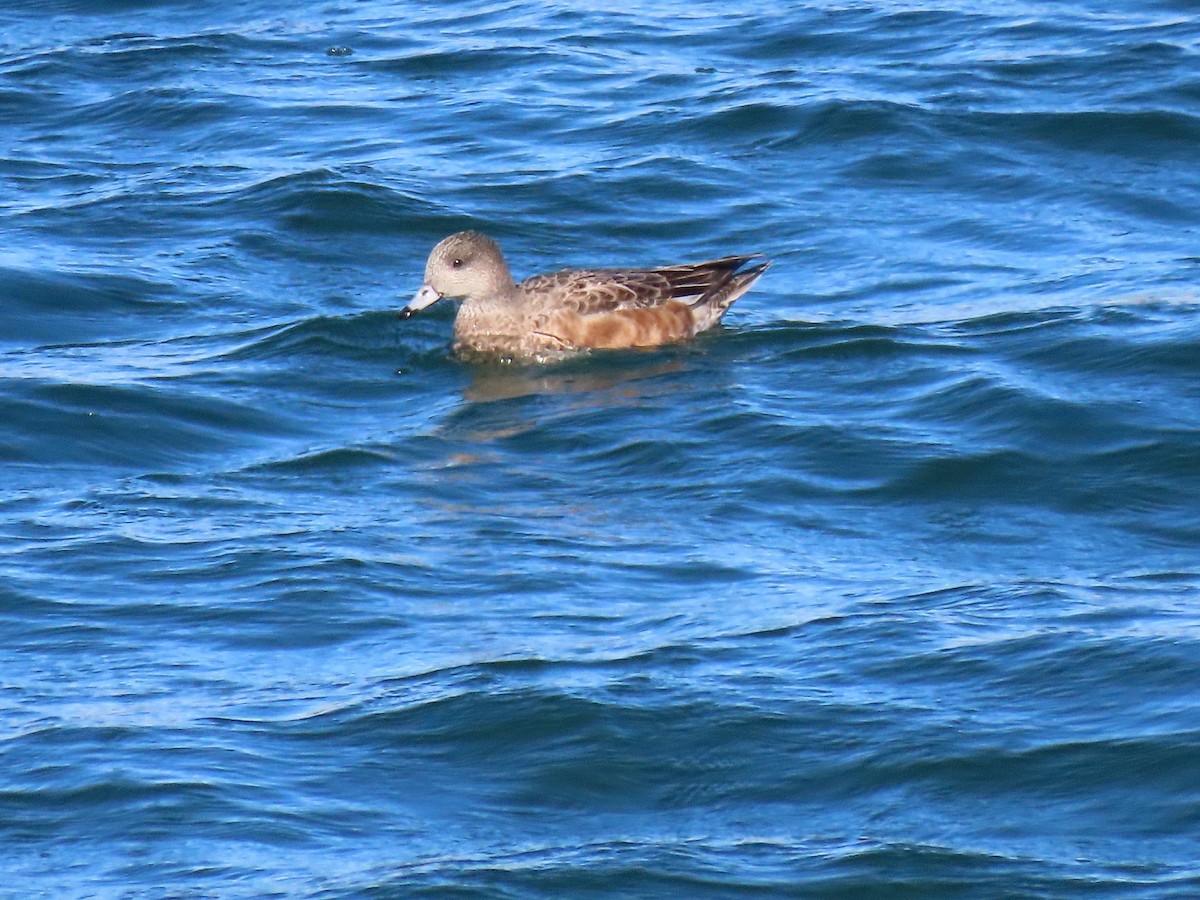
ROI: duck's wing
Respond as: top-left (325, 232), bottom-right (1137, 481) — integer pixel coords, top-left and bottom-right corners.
top-left (520, 255), bottom-right (766, 316)
top-left (522, 255), bottom-right (769, 350)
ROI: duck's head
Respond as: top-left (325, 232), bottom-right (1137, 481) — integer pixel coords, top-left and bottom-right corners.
top-left (402, 231), bottom-right (515, 318)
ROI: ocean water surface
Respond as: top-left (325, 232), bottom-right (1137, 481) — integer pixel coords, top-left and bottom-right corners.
top-left (3, 1), bottom-right (1200, 896)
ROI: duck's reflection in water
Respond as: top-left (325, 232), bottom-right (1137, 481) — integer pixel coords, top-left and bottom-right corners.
top-left (459, 352), bottom-right (687, 406)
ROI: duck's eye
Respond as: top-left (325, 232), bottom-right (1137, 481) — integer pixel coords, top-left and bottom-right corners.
top-left (451, 258), bottom-right (463, 269)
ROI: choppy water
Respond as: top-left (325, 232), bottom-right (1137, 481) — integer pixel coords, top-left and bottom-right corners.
top-left (3, 2), bottom-right (1200, 897)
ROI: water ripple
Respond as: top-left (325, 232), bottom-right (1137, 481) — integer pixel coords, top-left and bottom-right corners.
top-left (4, 1), bottom-right (1200, 896)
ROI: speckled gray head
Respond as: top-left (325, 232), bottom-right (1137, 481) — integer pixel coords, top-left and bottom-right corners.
top-left (402, 231), bottom-right (515, 318)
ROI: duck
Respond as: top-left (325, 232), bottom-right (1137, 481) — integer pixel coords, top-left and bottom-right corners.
top-left (403, 231), bottom-right (769, 360)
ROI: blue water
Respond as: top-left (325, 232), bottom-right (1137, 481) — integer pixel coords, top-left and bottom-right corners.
top-left (3, 2), bottom-right (1200, 896)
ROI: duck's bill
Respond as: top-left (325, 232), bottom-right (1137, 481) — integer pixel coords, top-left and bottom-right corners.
top-left (401, 284), bottom-right (442, 319)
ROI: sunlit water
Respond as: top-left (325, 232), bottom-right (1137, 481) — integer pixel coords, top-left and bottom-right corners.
top-left (3, 2), bottom-right (1200, 896)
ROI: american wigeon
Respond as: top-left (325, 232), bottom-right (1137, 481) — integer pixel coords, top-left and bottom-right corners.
top-left (404, 231), bottom-right (769, 359)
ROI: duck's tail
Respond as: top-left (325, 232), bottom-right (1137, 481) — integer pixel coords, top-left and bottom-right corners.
top-left (680, 255), bottom-right (771, 333)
